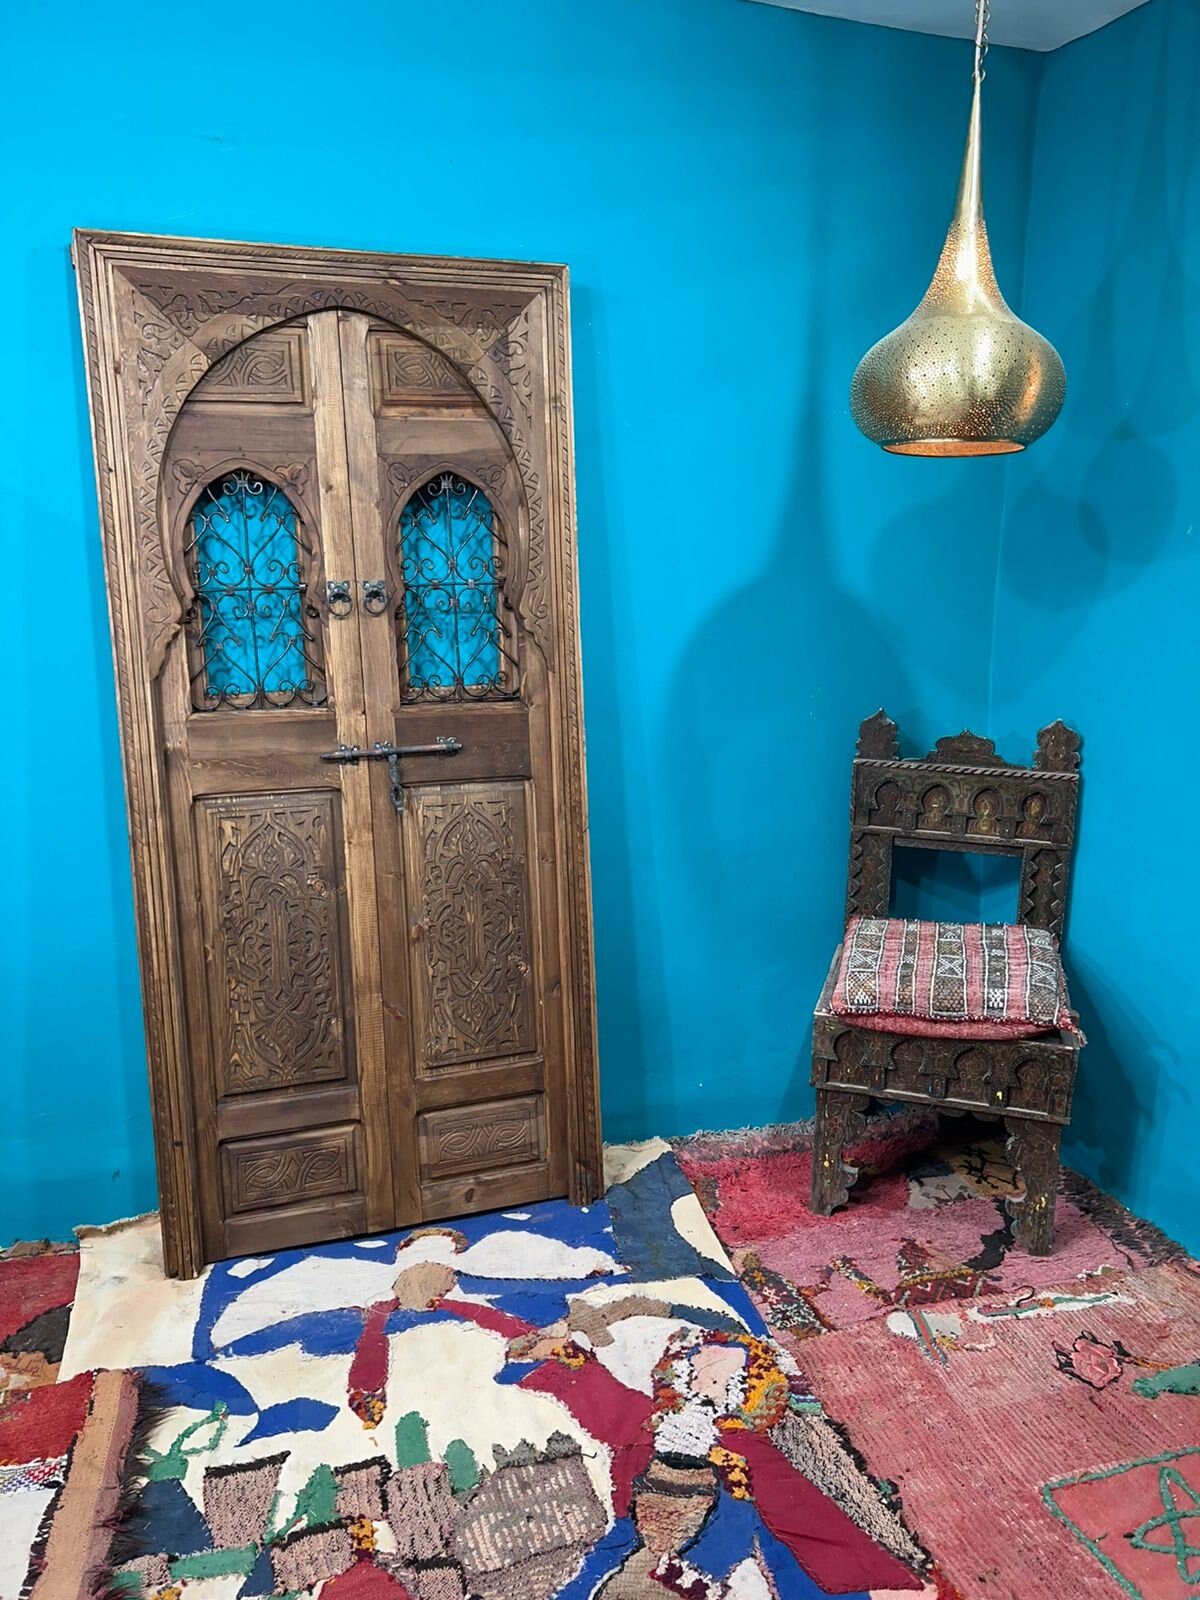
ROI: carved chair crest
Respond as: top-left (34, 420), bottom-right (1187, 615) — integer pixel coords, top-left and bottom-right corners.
top-left (847, 711), bottom-right (1082, 939)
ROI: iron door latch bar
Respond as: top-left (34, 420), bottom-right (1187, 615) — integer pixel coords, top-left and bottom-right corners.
top-left (319, 737), bottom-right (463, 813)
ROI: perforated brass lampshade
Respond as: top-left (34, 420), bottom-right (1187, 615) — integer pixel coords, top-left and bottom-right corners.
top-left (850, 6), bottom-right (1065, 456)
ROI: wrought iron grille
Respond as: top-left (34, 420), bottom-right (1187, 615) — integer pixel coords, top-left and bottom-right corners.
top-left (184, 470), bottom-right (326, 711)
top-left (397, 473), bottom-right (518, 702)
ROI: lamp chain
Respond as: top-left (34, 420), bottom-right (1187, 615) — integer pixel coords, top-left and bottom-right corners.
top-left (973, 0), bottom-right (990, 83)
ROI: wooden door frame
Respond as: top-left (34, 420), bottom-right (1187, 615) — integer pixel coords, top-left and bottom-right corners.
top-left (73, 230), bottom-right (601, 1277)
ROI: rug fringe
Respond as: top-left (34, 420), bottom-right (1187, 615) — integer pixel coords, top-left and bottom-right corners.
top-left (73, 1213), bottom-right (160, 1245)
top-left (90, 1381), bottom-right (174, 1590)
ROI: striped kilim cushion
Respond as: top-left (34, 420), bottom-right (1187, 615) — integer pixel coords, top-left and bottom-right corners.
top-left (831, 917), bottom-right (1074, 1040)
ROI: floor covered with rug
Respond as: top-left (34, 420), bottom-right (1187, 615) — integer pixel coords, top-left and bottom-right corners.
top-left (677, 1113), bottom-right (1200, 1600)
top-left (1, 1123), bottom-right (1196, 1600)
top-left (0, 1141), bottom-right (930, 1600)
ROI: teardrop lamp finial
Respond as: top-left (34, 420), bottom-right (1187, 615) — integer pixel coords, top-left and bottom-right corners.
top-left (850, 0), bottom-right (1065, 456)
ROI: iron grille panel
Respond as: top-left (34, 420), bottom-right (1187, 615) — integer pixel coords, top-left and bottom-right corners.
top-left (397, 473), bottom-right (519, 703)
top-left (184, 470), bottom-right (326, 712)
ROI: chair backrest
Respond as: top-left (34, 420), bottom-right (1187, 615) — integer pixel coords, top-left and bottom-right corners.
top-left (846, 710), bottom-right (1082, 941)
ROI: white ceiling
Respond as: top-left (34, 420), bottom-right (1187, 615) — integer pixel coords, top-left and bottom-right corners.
top-left (747, 0), bottom-right (1152, 52)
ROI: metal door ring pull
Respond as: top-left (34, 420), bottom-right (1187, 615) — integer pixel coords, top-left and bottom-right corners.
top-left (325, 578), bottom-right (353, 617)
top-left (362, 579), bottom-right (388, 615)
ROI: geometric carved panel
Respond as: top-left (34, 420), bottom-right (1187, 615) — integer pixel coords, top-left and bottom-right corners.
top-left (222, 1124), bottom-right (359, 1214)
top-left (370, 330), bottom-right (476, 410)
top-left (852, 760), bottom-right (1076, 851)
top-left (405, 781), bottom-right (536, 1070)
top-left (191, 326), bottom-right (309, 406)
top-left (813, 1017), bottom-right (1078, 1124)
top-left (196, 793), bottom-right (352, 1096)
top-left (417, 1095), bottom-right (544, 1182)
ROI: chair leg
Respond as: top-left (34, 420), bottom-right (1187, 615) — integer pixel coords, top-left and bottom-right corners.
top-left (1005, 1117), bottom-right (1063, 1256)
top-left (810, 1090), bottom-right (869, 1216)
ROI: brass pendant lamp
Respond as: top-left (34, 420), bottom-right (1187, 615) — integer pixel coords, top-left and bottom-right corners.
top-left (850, 0), bottom-right (1065, 456)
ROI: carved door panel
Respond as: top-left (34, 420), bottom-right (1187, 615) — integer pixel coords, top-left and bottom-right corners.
top-left (76, 234), bottom-right (601, 1276)
top-left (337, 315), bottom-right (568, 1221)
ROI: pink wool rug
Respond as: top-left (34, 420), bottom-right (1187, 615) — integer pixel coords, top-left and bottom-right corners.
top-left (674, 1116), bottom-right (1198, 1599)
top-left (675, 1114), bottom-right (1185, 1353)
top-left (797, 1260), bottom-right (1200, 1600)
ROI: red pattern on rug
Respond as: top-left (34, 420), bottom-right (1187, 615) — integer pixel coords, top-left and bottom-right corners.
top-left (347, 1301), bottom-right (393, 1428)
top-left (677, 1118), bottom-right (1176, 1349)
top-left (797, 1262), bottom-right (1200, 1600)
top-left (322, 1562), bottom-right (414, 1600)
top-left (0, 1254), bottom-right (79, 1345)
top-left (0, 1370), bottom-right (93, 1464)
top-left (522, 1355), bottom-right (923, 1592)
top-left (732, 1427), bottom-right (922, 1594)
top-left (519, 1354), bottom-right (655, 1517)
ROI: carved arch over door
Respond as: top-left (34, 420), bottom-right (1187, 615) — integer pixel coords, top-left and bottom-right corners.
top-left (75, 233), bottom-right (598, 1277)
top-left (132, 281), bottom-right (550, 677)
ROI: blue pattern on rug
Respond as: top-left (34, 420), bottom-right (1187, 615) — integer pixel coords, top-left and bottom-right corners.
top-left (99, 1149), bottom-right (926, 1599)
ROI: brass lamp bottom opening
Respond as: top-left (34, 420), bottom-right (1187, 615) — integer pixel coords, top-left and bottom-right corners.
top-left (884, 438), bottom-right (1025, 457)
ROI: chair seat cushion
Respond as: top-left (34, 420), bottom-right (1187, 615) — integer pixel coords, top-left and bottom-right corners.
top-left (830, 917), bottom-right (1075, 1041)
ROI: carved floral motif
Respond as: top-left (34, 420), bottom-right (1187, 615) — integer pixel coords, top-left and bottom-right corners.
top-left (121, 268), bottom-right (552, 674)
top-left (926, 731), bottom-right (1008, 766)
top-left (201, 796), bottom-right (349, 1094)
top-left (198, 326), bottom-right (308, 403)
top-left (410, 784), bottom-right (535, 1069)
top-left (374, 333), bottom-right (490, 408)
top-left (856, 709), bottom-right (899, 759)
top-left (1035, 719), bottom-right (1083, 773)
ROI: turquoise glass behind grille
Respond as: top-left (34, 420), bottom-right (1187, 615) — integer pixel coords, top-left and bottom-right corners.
top-left (399, 473), bottom-right (512, 699)
top-left (188, 471), bottom-right (316, 707)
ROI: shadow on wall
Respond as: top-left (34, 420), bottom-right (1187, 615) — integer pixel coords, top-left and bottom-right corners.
top-left (999, 9), bottom-right (1197, 658)
top-left (1061, 961), bottom-right (1166, 1204)
top-left (659, 381), bottom-right (1029, 1134)
top-left (9, 252), bottom-right (154, 1240)
top-left (653, 120), bottom-right (1017, 1137)
top-left (658, 321), bottom-right (915, 1135)
top-left (990, 0), bottom-right (1200, 1247)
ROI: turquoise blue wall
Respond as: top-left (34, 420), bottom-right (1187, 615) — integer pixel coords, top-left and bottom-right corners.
top-left (4, 0), bottom-right (1044, 1243)
top-left (989, 0), bottom-right (1200, 1253)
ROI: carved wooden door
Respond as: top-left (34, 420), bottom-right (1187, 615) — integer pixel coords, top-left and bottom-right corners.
top-left (76, 235), bottom-right (600, 1275)
top-left (343, 315), bottom-right (572, 1227)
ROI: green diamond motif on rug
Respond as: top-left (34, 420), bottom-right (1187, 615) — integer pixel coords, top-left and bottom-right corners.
top-left (1129, 1467), bottom-right (1200, 1583)
top-left (1044, 1446), bottom-right (1200, 1598)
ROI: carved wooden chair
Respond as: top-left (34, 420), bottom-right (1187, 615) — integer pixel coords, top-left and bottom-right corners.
top-left (809, 711), bottom-right (1084, 1255)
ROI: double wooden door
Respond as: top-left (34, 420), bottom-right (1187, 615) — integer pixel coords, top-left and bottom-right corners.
top-left (75, 236), bottom-right (600, 1274)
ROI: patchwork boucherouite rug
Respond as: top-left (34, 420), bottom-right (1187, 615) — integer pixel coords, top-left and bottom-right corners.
top-left (1, 1140), bottom-right (937, 1600)
top-left (0, 1240), bottom-right (146, 1598)
top-left (675, 1115), bottom-right (1200, 1600)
